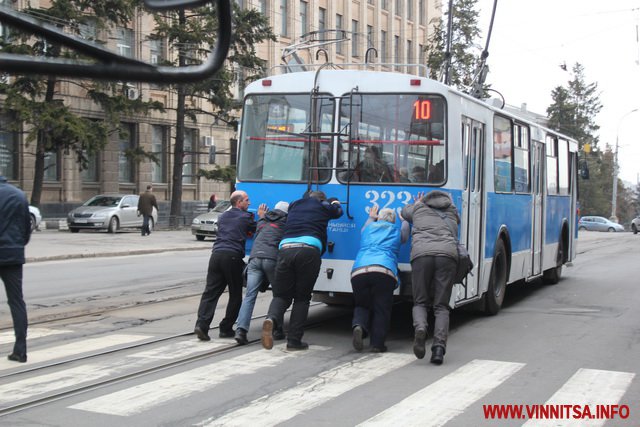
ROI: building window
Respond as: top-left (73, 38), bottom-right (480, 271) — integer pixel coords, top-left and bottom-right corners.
top-left (78, 18), bottom-right (97, 41)
top-left (407, 0), bottom-right (413, 20)
top-left (380, 30), bottom-right (387, 62)
top-left (149, 37), bottom-right (165, 65)
top-left (336, 14), bottom-right (344, 55)
top-left (419, 0), bottom-right (425, 25)
top-left (81, 151), bottom-right (99, 183)
top-left (381, 0), bottom-right (387, 10)
top-left (351, 20), bottom-right (359, 57)
top-left (236, 0), bottom-right (244, 8)
top-left (280, 0), bottom-right (288, 36)
top-left (299, 1), bottom-right (308, 35)
top-left (367, 25), bottom-right (374, 48)
top-left (406, 39), bottom-right (413, 72)
top-left (318, 7), bottom-right (326, 41)
top-left (395, 0), bottom-right (402, 16)
top-left (116, 27), bottom-right (134, 58)
top-left (368, 0), bottom-right (374, 4)
top-left (119, 123), bottom-right (136, 183)
top-left (183, 128), bottom-right (196, 184)
top-left (419, 44), bottom-right (426, 76)
top-left (394, 35), bottom-right (400, 68)
top-left (43, 150), bottom-right (60, 182)
top-left (152, 125), bottom-right (168, 183)
top-left (260, 0), bottom-right (268, 16)
top-left (0, 115), bottom-right (18, 180)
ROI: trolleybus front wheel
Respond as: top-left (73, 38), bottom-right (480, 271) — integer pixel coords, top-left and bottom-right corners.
top-left (483, 239), bottom-right (507, 315)
top-left (543, 238), bottom-right (563, 285)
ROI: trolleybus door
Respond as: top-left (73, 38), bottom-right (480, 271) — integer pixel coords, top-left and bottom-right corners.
top-left (531, 140), bottom-right (544, 276)
top-left (462, 119), bottom-right (484, 299)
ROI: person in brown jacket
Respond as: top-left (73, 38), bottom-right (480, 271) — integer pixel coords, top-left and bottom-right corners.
top-left (137, 185), bottom-right (158, 236)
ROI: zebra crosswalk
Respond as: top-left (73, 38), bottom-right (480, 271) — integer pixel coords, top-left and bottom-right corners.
top-left (0, 327), bottom-right (636, 426)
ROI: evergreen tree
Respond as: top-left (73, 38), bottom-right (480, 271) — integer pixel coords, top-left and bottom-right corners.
top-left (0, 0), bottom-right (162, 207)
top-left (424, 0), bottom-right (481, 91)
top-left (151, 4), bottom-right (275, 225)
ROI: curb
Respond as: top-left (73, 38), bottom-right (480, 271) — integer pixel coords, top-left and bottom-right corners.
top-left (26, 246), bottom-right (208, 263)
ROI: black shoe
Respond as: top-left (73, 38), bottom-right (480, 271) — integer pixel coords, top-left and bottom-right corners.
top-left (352, 325), bottom-right (364, 351)
top-left (219, 329), bottom-right (235, 338)
top-left (370, 345), bottom-right (387, 353)
top-left (7, 353), bottom-right (27, 363)
top-left (286, 340), bottom-right (309, 351)
top-left (273, 327), bottom-right (286, 341)
top-left (413, 329), bottom-right (427, 360)
top-left (194, 326), bottom-right (210, 341)
top-left (430, 346), bottom-right (445, 365)
top-left (262, 319), bottom-right (274, 350)
top-left (234, 328), bottom-right (248, 345)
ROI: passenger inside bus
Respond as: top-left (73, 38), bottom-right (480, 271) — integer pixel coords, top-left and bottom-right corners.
top-left (410, 166), bottom-right (427, 183)
top-left (428, 160), bottom-right (444, 183)
top-left (352, 146), bottom-right (393, 183)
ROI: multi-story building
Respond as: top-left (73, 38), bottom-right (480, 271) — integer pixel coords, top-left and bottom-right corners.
top-left (0, 0), bottom-right (440, 214)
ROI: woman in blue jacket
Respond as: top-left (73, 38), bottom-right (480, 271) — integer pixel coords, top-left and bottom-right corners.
top-left (351, 205), bottom-right (409, 352)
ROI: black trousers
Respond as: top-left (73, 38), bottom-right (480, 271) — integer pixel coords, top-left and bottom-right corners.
top-left (1, 265), bottom-right (27, 357)
top-left (410, 255), bottom-right (456, 349)
top-left (141, 214), bottom-right (152, 235)
top-left (267, 247), bottom-right (321, 343)
top-left (351, 272), bottom-right (396, 348)
top-left (196, 251), bottom-right (245, 333)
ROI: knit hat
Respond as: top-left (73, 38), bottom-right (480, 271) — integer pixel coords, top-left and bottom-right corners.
top-left (274, 201), bottom-right (289, 213)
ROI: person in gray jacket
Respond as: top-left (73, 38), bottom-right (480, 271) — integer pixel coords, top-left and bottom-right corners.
top-left (0, 176), bottom-right (31, 363)
top-left (234, 201), bottom-right (289, 345)
top-left (401, 190), bottom-right (459, 365)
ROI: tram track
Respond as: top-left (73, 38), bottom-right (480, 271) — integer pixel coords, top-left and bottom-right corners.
top-left (0, 302), bottom-right (340, 417)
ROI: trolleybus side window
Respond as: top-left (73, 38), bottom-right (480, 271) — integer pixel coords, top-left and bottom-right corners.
top-left (493, 115), bottom-right (512, 192)
top-left (337, 93), bottom-right (446, 185)
top-left (546, 135), bottom-right (558, 195)
top-left (237, 94), bottom-right (334, 182)
top-left (514, 123), bottom-right (531, 193)
top-left (557, 138), bottom-right (570, 195)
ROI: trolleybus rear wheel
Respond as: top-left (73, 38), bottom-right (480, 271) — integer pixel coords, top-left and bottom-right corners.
top-left (484, 239), bottom-right (507, 315)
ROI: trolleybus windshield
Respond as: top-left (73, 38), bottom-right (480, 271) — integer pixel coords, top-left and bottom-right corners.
top-left (238, 94), bottom-right (334, 182)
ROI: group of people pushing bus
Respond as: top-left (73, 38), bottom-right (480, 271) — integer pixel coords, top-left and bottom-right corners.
top-left (193, 187), bottom-right (460, 365)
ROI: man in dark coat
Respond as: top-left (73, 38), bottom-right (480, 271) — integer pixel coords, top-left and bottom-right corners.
top-left (234, 201), bottom-right (289, 345)
top-left (0, 176), bottom-right (31, 363)
top-left (194, 190), bottom-right (261, 340)
top-left (261, 191), bottom-right (342, 351)
top-left (137, 185), bottom-right (158, 236)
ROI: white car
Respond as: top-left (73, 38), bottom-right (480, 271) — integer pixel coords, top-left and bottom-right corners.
top-left (28, 205), bottom-right (42, 232)
top-left (67, 194), bottom-right (158, 233)
top-left (632, 216), bottom-right (640, 234)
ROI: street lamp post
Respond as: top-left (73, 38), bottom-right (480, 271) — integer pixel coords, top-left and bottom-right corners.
top-left (611, 108), bottom-right (639, 221)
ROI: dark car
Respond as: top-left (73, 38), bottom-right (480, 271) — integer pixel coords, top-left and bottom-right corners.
top-left (67, 194), bottom-right (158, 233)
top-left (191, 200), bottom-right (231, 241)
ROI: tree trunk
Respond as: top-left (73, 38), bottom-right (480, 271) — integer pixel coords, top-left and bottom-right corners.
top-left (30, 77), bottom-right (57, 207)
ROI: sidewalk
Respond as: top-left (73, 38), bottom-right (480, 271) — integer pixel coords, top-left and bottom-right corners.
top-left (25, 228), bottom-right (212, 263)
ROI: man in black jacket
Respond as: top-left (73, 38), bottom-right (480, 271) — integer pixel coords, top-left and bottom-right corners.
top-left (234, 201), bottom-right (289, 345)
top-left (0, 176), bottom-right (31, 363)
top-left (262, 191), bottom-right (342, 351)
top-left (194, 190), bottom-right (263, 341)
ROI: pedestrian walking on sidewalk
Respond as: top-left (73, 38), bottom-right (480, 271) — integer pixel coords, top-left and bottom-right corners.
top-left (194, 190), bottom-right (262, 341)
top-left (0, 175), bottom-right (31, 363)
top-left (261, 191), bottom-right (342, 351)
top-left (234, 201), bottom-right (289, 345)
top-left (137, 185), bottom-right (158, 236)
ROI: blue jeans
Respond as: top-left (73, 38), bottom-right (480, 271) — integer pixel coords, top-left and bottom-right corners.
top-left (236, 257), bottom-right (276, 332)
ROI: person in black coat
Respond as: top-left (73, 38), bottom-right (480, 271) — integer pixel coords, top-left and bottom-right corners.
top-left (261, 191), bottom-right (342, 351)
top-left (0, 176), bottom-right (31, 363)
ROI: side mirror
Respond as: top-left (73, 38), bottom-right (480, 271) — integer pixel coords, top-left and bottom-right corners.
top-left (579, 159), bottom-right (589, 179)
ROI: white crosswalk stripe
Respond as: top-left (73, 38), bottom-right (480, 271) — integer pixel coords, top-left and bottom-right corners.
top-left (0, 327), bottom-right (70, 345)
top-left (69, 345), bottom-right (331, 416)
top-left (0, 340), bottom-right (227, 404)
top-left (201, 352), bottom-right (416, 427)
top-left (521, 368), bottom-right (635, 427)
top-left (358, 359), bottom-right (525, 427)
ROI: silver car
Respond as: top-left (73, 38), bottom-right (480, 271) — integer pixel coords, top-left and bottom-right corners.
top-left (67, 194), bottom-right (158, 233)
top-left (28, 205), bottom-right (42, 232)
top-left (632, 216), bottom-right (640, 234)
top-left (191, 200), bottom-right (231, 241)
top-left (578, 216), bottom-right (624, 232)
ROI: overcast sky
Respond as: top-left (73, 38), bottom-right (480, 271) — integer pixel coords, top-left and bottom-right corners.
top-left (475, 0), bottom-right (640, 185)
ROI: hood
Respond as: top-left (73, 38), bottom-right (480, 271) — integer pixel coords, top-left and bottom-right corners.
top-left (265, 209), bottom-right (287, 221)
top-left (422, 190), bottom-right (453, 210)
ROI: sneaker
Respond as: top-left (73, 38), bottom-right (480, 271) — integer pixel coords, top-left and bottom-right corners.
top-left (261, 319), bottom-right (274, 350)
top-left (273, 327), bottom-right (286, 341)
top-left (219, 329), bottom-right (235, 338)
top-left (286, 340), bottom-right (309, 351)
top-left (413, 328), bottom-right (427, 360)
top-left (194, 326), bottom-right (211, 341)
top-left (234, 328), bottom-right (248, 345)
top-left (352, 325), bottom-right (364, 351)
top-left (7, 353), bottom-right (27, 363)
